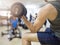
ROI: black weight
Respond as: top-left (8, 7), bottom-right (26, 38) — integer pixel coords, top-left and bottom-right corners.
top-left (11, 2), bottom-right (27, 17)
top-left (1, 32), bottom-right (4, 37)
top-left (8, 38), bottom-right (13, 41)
top-left (23, 6), bottom-right (27, 16)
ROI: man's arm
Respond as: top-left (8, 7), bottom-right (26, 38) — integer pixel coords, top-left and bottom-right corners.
top-left (22, 4), bottom-right (57, 33)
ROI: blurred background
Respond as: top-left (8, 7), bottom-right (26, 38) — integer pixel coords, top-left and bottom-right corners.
top-left (0, 0), bottom-right (51, 45)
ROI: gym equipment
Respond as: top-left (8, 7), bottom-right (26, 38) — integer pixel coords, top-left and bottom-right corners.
top-left (1, 28), bottom-right (21, 41)
top-left (18, 18), bottom-right (28, 29)
top-left (11, 2), bottom-right (27, 17)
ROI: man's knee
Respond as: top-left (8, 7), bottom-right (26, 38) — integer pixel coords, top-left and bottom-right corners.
top-left (22, 32), bottom-right (33, 41)
top-left (22, 33), bottom-right (29, 40)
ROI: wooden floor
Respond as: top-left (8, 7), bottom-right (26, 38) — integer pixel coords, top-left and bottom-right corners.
top-left (0, 26), bottom-right (41, 45)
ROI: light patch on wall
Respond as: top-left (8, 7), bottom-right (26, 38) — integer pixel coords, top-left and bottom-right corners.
top-left (0, 11), bottom-right (11, 18)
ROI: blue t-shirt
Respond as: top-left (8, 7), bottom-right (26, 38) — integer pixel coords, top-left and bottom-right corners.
top-left (10, 18), bottom-right (18, 28)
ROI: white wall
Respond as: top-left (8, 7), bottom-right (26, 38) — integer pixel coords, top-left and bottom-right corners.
top-left (0, 0), bottom-right (44, 9)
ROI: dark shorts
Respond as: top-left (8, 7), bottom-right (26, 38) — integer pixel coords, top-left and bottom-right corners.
top-left (37, 28), bottom-right (60, 45)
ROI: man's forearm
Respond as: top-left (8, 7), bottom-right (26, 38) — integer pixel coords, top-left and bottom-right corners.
top-left (22, 16), bottom-right (35, 32)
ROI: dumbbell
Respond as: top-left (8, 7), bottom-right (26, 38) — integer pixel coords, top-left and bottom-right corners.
top-left (11, 2), bottom-right (27, 17)
top-left (1, 32), bottom-right (4, 37)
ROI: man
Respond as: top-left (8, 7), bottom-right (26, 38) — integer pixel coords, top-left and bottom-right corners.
top-left (11, 0), bottom-right (60, 45)
top-left (0, 16), bottom-right (21, 40)
top-left (7, 16), bottom-right (21, 40)
top-left (22, 0), bottom-right (60, 45)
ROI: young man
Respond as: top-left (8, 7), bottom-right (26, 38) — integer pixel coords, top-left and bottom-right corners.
top-left (0, 16), bottom-right (21, 40)
top-left (7, 16), bottom-right (21, 40)
top-left (11, 0), bottom-right (60, 45)
top-left (22, 0), bottom-right (60, 45)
